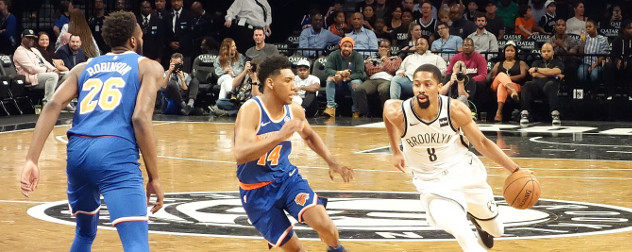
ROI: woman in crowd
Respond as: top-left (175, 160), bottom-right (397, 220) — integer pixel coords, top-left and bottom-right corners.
top-left (489, 41), bottom-right (528, 122)
top-left (578, 19), bottom-right (609, 87)
top-left (57, 9), bottom-right (100, 57)
top-left (399, 23), bottom-right (422, 52)
top-left (212, 38), bottom-right (247, 113)
top-left (387, 5), bottom-right (403, 31)
top-left (36, 32), bottom-right (68, 72)
top-left (329, 10), bottom-right (349, 37)
top-left (362, 4), bottom-right (376, 30)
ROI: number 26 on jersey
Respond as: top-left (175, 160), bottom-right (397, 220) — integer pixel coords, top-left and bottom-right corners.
top-left (79, 77), bottom-right (125, 114)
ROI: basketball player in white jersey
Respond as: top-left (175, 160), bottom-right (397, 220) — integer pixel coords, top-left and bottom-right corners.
top-left (383, 64), bottom-right (529, 251)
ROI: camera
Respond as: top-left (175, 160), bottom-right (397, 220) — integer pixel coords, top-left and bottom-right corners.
top-left (174, 63), bottom-right (183, 72)
top-left (456, 72), bottom-right (466, 81)
top-left (250, 62), bottom-right (257, 72)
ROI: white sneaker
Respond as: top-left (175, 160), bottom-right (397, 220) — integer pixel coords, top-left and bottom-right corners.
top-left (551, 110), bottom-right (561, 126)
top-left (519, 110), bottom-right (529, 126)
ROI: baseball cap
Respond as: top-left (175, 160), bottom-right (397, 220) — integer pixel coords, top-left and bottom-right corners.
top-left (544, 0), bottom-right (555, 7)
top-left (296, 58), bottom-right (310, 68)
top-left (21, 29), bottom-right (36, 38)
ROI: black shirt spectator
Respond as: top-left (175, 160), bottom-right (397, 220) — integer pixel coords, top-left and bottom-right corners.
top-left (166, 0), bottom-right (195, 72)
top-left (138, 1), bottom-right (165, 62)
top-left (87, 0), bottom-right (109, 54)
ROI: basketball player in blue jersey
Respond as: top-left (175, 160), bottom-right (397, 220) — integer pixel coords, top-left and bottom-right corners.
top-left (20, 11), bottom-right (165, 251)
top-left (383, 64), bottom-right (531, 251)
top-left (233, 54), bottom-right (354, 252)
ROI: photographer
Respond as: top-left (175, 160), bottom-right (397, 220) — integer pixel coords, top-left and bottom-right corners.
top-left (163, 53), bottom-right (199, 115)
top-left (209, 58), bottom-right (260, 117)
top-left (441, 38), bottom-right (487, 113)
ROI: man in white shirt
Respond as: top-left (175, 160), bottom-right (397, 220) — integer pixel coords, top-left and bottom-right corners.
top-left (224, 0), bottom-right (272, 52)
top-left (566, 1), bottom-right (586, 36)
top-left (293, 59), bottom-right (321, 117)
top-left (467, 14), bottom-right (498, 58)
top-left (391, 37), bottom-right (446, 99)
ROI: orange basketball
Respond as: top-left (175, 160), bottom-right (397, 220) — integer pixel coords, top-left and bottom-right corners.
top-left (503, 170), bottom-right (541, 209)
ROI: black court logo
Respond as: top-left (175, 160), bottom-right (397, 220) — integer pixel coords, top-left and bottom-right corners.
top-left (27, 191), bottom-right (632, 241)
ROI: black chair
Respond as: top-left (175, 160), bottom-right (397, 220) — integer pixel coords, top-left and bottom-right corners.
top-left (9, 78), bottom-right (35, 114)
top-left (191, 53), bottom-right (219, 108)
top-left (0, 79), bottom-right (22, 115)
top-left (0, 54), bottom-right (42, 106)
top-left (311, 57), bottom-right (329, 112)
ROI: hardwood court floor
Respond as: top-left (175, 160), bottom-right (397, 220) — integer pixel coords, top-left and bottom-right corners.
top-left (1, 118), bottom-right (631, 251)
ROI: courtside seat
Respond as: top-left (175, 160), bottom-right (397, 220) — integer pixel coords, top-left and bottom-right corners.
top-left (191, 53), bottom-right (219, 107)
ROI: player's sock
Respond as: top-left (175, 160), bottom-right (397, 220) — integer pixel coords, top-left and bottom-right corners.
top-left (115, 221), bottom-right (149, 252)
top-left (327, 245), bottom-right (347, 252)
top-left (70, 214), bottom-right (98, 252)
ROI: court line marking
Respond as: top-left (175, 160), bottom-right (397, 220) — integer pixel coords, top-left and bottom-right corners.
top-left (156, 155), bottom-right (632, 180)
top-left (541, 149), bottom-right (576, 152)
top-left (0, 199), bottom-right (51, 204)
top-left (606, 151), bottom-right (632, 154)
top-left (23, 193), bottom-right (632, 242)
top-left (529, 136), bottom-right (632, 148)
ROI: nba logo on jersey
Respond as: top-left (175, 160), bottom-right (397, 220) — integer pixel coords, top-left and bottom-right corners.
top-left (439, 118), bottom-right (449, 127)
top-left (113, 55), bottom-right (118, 60)
top-left (294, 193), bottom-right (310, 206)
top-left (284, 116), bottom-right (290, 123)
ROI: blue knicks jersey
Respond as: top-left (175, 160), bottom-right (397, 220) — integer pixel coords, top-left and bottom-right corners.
top-left (237, 97), bottom-right (295, 184)
top-left (67, 52), bottom-right (142, 144)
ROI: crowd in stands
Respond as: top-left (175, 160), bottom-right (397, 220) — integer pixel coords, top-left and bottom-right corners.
top-left (1, 0), bottom-right (632, 124)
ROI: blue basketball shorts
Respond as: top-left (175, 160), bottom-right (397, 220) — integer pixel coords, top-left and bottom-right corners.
top-left (239, 168), bottom-right (326, 248)
top-left (66, 135), bottom-right (148, 225)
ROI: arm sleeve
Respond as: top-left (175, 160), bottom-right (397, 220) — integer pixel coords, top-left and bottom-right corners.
top-left (472, 54), bottom-right (488, 82)
top-left (298, 30), bottom-right (309, 49)
top-left (325, 53), bottom-right (337, 76)
top-left (349, 54), bottom-right (366, 80)
top-left (14, 50), bottom-right (46, 74)
top-left (214, 57), bottom-right (225, 77)
top-left (225, 0), bottom-right (241, 21)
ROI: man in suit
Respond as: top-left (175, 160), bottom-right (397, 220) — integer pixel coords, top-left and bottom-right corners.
top-left (191, 1), bottom-right (213, 58)
top-left (165, 0), bottom-right (194, 72)
top-left (138, 0), bottom-right (165, 62)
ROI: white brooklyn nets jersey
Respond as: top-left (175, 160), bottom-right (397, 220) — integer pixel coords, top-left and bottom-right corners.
top-left (400, 95), bottom-right (470, 179)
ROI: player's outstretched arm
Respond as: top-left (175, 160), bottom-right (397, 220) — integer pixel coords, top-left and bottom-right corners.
top-left (233, 100), bottom-right (303, 164)
top-left (134, 59), bottom-right (165, 213)
top-left (291, 103), bottom-right (353, 182)
top-left (383, 99), bottom-right (406, 173)
top-left (449, 99), bottom-right (522, 174)
top-left (20, 63), bottom-right (82, 197)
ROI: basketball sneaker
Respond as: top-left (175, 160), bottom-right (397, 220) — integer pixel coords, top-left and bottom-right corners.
top-left (519, 110), bottom-right (529, 126)
top-left (551, 110), bottom-right (561, 126)
top-left (468, 213), bottom-right (494, 249)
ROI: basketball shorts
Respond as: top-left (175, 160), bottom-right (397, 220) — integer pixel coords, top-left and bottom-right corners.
top-left (412, 152), bottom-right (498, 226)
top-left (239, 168), bottom-right (326, 248)
top-left (66, 135), bottom-right (148, 225)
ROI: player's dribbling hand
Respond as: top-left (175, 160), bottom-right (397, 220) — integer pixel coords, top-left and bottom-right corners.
top-left (146, 179), bottom-right (164, 214)
top-left (392, 153), bottom-right (406, 173)
top-left (278, 119), bottom-right (304, 139)
top-left (513, 167), bottom-right (534, 175)
top-left (20, 160), bottom-right (40, 197)
top-left (328, 164), bottom-right (354, 183)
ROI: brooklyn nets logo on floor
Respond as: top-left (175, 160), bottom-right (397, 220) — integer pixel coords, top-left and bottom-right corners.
top-left (27, 191), bottom-right (632, 241)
